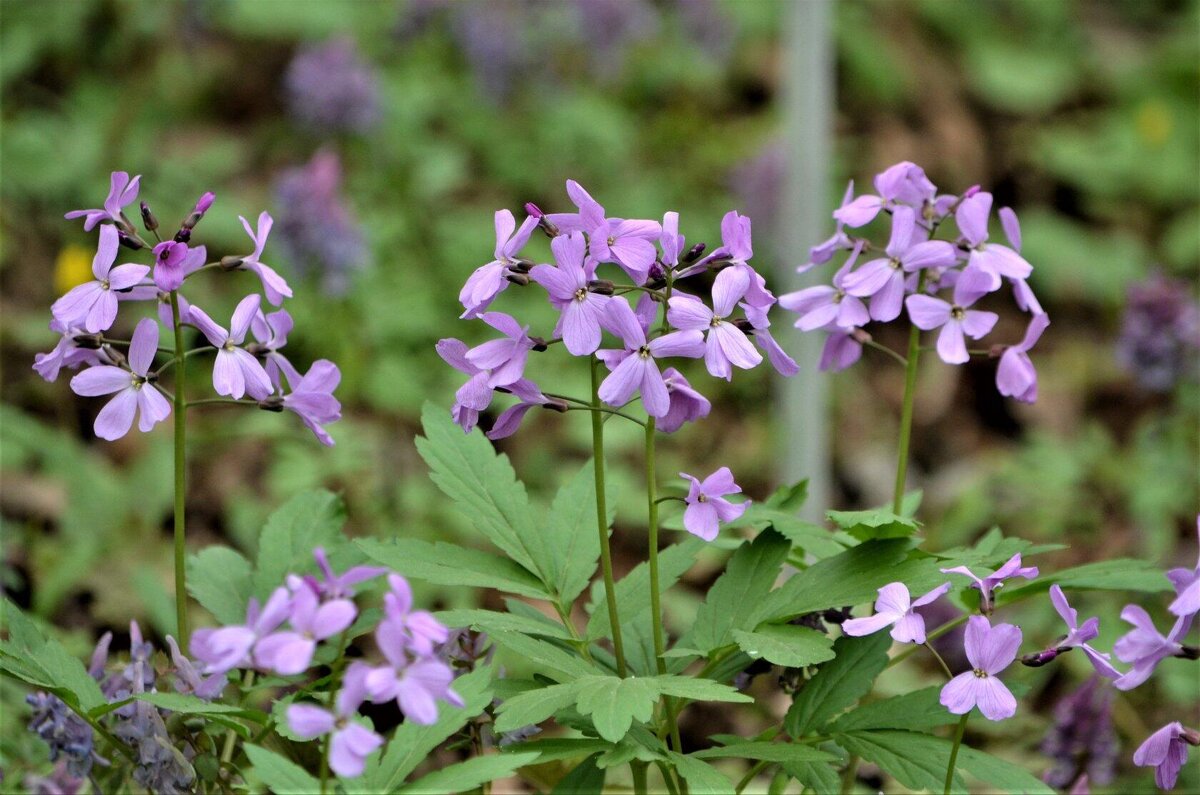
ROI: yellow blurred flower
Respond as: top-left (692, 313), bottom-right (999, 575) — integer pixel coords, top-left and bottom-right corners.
top-left (1135, 99), bottom-right (1172, 148)
top-left (54, 244), bottom-right (94, 295)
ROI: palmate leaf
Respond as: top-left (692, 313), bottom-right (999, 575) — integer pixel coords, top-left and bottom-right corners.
top-left (587, 539), bottom-right (702, 641)
top-left (0, 600), bottom-right (106, 714)
top-left (784, 632), bottom-right (892, 738)
top-left (251, 489), bottom-right (346, 600)
top-left (732, 625), bottom-right (835, 668)
top-left (186, 546), bottom-right (253, 625)
top-left (542, 460), bottom-right (606, 604)
top-left (575, 676), bottom-right (659, 742)
top-left (357, 538), bottom-right (550, 600)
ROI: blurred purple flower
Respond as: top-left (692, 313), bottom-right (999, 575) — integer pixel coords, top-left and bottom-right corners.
top-left (1041, 677), bottom-right (1118, 789)
top-left (1168, 519), bottom-right (1200, 619)
top-left (287, 663), bottom-right (384, 778)
top-left (299, 547), bottom-right (385, 600)
top-left (996, 313), bottom-right (1049, 403)
top-left (818, 328), bottom-right (863, 372)
top-left (574, 0), bottom-right (658, 78)
top-left (956, 192), bottom-right (1033, 294)
top-left (1112, 606), bottom-right (1193, 691)
top-left (26, 693), bottom-right (98, 778)
top-left (939, 615), bottom-right (1021, 721)
top-left (33, 318), bottom-right (101, 382)
top-left (1116, 271), bottom-right (1200, 392)
top-left (657, 367), bottom-right (710, 433)
top-left (284, 37), bottom-right (380, 134)
top-left (165, 636), bottom-right (226, 701)
top-left (255, 585), bottom-right (356, 676)
top-left (191, 587), bottom-right (291, 675)
top-left (381, 574), bottom-right (450, 657)
top-left (834, 161), bottom-right (936, 228)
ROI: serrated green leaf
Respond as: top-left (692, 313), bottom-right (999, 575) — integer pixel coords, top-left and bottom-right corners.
top-left (746, 508), bottom-right (848, 559)
top-left (490, 631), bottom-right (596, 682)
top-left (683, 529), bottom-right (790, 653)
top-left (1004, 558), bottom-right (1171, 600)
top-left (397, 751), bottom-right (540, 794)
top-left (0, 600), bottom-right (106, 713)
top-left (784, 633), bottom-right (891, 738)
top-left (669, 752), bottom-right (732, 793)
top-left (652, 675), bottom-right (753, 703)
top-left (244, 744), bottom-right (321, 794)
top-left (588, 539), bottom-right (702, 641)
top-left (551, 754), bottom-right (607, 794)
top-left (493, 683), bottom-right (581, 733)
top-left (826, 507), bottom-right (919, 541)
top-left (252, 490), bottom-right (345, 599)
top-left (187, 546), bottom-right (252, 625)
top-left (835, 730), bottom-right (960, 792)
top-left (358, 537), bottom-right (549, 600)
top-left (574, 676), bottom-right (659, 742)
top-left (437, 609), bottom-right (572, 640)
top-left (830, 686), bottom-right (957, 733)
top-left (505, 737), bottom-right (613, 763)
top-left (732, 625), bottom-right (835, 668)
top-left (957, 744), bottom-right (1056, 793)
top-left (782, 761), bottom-right (841, 793)
top-left (693, 742), bottom-right (835, 763)
top-left (543, 460), bottom-right (605, 604)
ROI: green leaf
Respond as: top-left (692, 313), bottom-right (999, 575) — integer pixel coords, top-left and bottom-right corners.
top-left (784, 632), bottom-right (891, 738)
top-left (135, 691), bottom-right (264, 720)
top-left (551, 755), bottom-right (607, 794)
top-left (493, 682), bottom-right (581, 733)
top-left (1005, 559), bottom-right (1171, 600)
top-left (732, 625), bottom-right (835, 668)
top-left (957, 744), bottom-right (1056, 794)
top-left (489, 631), bottom-right (596, 682)
top-left (652, 675), bottom-right (753, 704)
top-left (396, 752), bottom-right (539, 794)
top-left (574, 675), bottom-right (659, 742)
top-left (0, 600), bottom-right (106, 713)
top-left (693, 742), bottom-right (835, 764)
top-left (669, 753), bottom-right (733, 793)
top-left (588, 539), bottom-right (702, 641)
top-left (505, 737), bottom-right (613, 763)
top-left (782, 762), bottom-right (841, 793)
top-left (363, 664), bottom-right (495, 791)
top-left (682, 529), bottom-right (790, 653)
top-left (830, 686), bottom-right (957, 733)
top-left (436, 608), bottom-right (572, 640)
top-left (244, 744), bottom-right (321, 794)
top-left (543, 460), bottom-right (605, 604)
top-left (252, 490), bottom-right (345, 599)
top-left (416, 403), bottom-right (543, 576)
top-left (833, 730), bottom-right (960, 793)
top-left (826, 507), bottom-right (919, 541)
top-left (358, 538), bottom-right (549, 600)
top-left (186, 546), bottom-right (252, 625)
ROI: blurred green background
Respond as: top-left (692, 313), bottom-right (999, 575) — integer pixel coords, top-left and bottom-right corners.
top-left (1, 0), bottom-right (1197, 791)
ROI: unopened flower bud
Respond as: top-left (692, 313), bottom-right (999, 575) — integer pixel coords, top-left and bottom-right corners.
top-left (544, 398), bottom-right (569, 413)
top-left (1021, 647), bottom-right (1067, 667)
top-left (258, 395), bottom-right (285, 412)
top-left (681, 242), bottom-right (707, 265)
top-left (220, 255), bottom-right (244, 270)
top-left (588, 279), bottom-right (614, 295)
top-left (851, 328), bottom-right (873, 344)
top-left (72, 333), bottom-right (103, 349)
top-left (181, 192), bottom-right (216, 232)
top-left (526, 203), bottom-right (559, 238)
top-left (245, 342), bottom-right (269, 357)
top-left (524, 202), bottom-right (543, 218)
top-left (962, 185), bottom-right (982, 199)
top-left (505, 272), bottom-right (530, 287)
top-left (173, 228), bottom-right (192, 244)
top-left (509, 259), bottom-right (534, 274)
top-left (1175, 644), bottom-right (1200, 660)
top-left (140, 201), bottom-right (159, 231)
top-left (118, 232), bottom-right (144, 251)
top-left (529, 336), bottom-right (548, 352)
top-left (733, 318), bottom-right (755, 334)
top-left (646, 262), bottom-right (667, 289)
top-left (1182, 728), bottom-right (1200, 746)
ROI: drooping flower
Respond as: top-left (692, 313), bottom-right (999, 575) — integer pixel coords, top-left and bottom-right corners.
top-left (238, 212), bottom-right (293, 306)
top-left (939, 615), bottom-right (1022, 721)
top-left (190, 587), bottom-right (292, 675)
top-left (597, 299), bottom-right (705, 417)
top-left (530, 232), bottom-right (611, 356)
top-left (1167, 518), bottom-right (1200, 619)
top-left (298, 547), bottom-right (385, 600)
top-left (842, 581), bottom-right (951, 644)
top-left (484, 390), bottom-right (554, 441)
top-left (832, 162), bottom-right (937, 228)
top-left (1134, 722), bottom-right (1195, 791)
top-left (996, 313), bottom-right (1049, 403)
top-left (250, 308), bottom-right (300, 391)
top-left (657, 367), bottom-right (710, 433)
top-left (1112, 606), bottom-right (1193, 691)
top-left (679, 467), bottom-right (748, 541)
top-left (280, 360), bottom-right (343, 446)
top-left (255, 585), bottom-right (356, 676)
top-left (284, 37), bottom-right (380, 134)
top-left (905, 280), bottom-right (1000, 365)
top-left (33, 318), bottom-right (101, 382)
top-left (818, 328), bottom-right (864, 372)
top-left (51, 225), bottom-right (151, 333)
top-left (380, 574), bottom-right (450, 657)
top-left (955, 192), bottom-right (1033, 294)
top-left (465, 312), bottom-right (535, 388)
top-left (460, 209), bottom-right (538, 318)
top-left (151, 239), bottom-right (206, 293)
top-left (65, 171), bottom-right (141, 231)
top-left (287, 663), bottom-right (384, 778)
top-left (940, 553), bottom-right (1039, 614)
top-left (190, 294), bottom-right (274, 400)
top-left (69, 318), bottom-right (170, 440)
top-left (667, 268), bottom-right (762, 380)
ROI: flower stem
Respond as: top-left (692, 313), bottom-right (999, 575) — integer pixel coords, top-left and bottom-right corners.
top-left (590, 358), bottom-right (627, 678)
top-left (840, 755), bottom-right (859, 794)
top-left (892, 272), bottom-right (927, 514)
top-left (169, 289), bottom-right (188, 643)
top-left (925, 642), bottom-right (955, 680)
top-left (944, 712), bottom-right (969, 795)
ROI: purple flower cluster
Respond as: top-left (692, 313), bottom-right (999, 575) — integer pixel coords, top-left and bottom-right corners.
top-left (283, 38), bottom-right (381, 134)
top-left (444, 181), bottom-right (785, 541)
top-left (36, 172), bottom-right (342, 445)
top-left (1116, 271), bottom-right (1200, 392)
top-left (781, 162), bottom-right (1049, 403)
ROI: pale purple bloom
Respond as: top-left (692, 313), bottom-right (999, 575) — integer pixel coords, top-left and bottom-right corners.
top-left (668, 268), bottom-right (762, 380)
top-left (548, 181), bottom-right (660, 284)
top-left (804, 181), bottom-right (857, 268)
top-left (833, 162), bottom-right (937, 228)
top-left (65, 171), bottom-right (140, 231)
top-left (255, 585), bottom-right (356, 676)
top-left (51, 226), bottom-right (150, 333)
top-left (485, 389), bottom-right (551, 441)
top-left (939, 615), bottom-right (1021, 721)
top-left (190, 587), bottom-right (291, 675)
top-left (190, 294), bottom-right (274, 400)
top-left (597, 299), bottom-right (705, 417)
top-left (842, 581), bottom-right (951, 644)
top-left (1041, 677), bottom-right (1118, 789)
top-left (1044, 585), bottom-right (1122, 678)
top-left (151, 239), bottom-right (206, 292)
top-left (657, 367), bottom-right (710, 433)
top-left (192, 191), bottom-right (216, 217)
top-left (955, 192), bottom-right (1033, 294)
top-left (250, 308), bottom-right (300, 391)
top-left (906, 280), bottom-right (1000, 365)
top-left (460, 209), bottom-right (538, 318)
top-left (286, 662), bottom-right (383, 778)
top-left (33, 318), bottom-right (100, 382)
top-left (699, 211), bottom-right (774, 307)
top-left (530, 232), bottom-right (611, 356)
top-left (438, 338), bottom-right (491, 432)
top-left (1133, 722), bottom-right (1191, 790)
top-left (365, 613), bottom-right (463, 725)
top-left (997, 313), bottom-right (1049, 403)
top-left (381, 574), bottom-right (450, 657)
top-left (69, 318), bottom-right (170, 440)
top-left (680, 467), bottom-right (747, 541)
top-left (940, 553), bottom-right (1038, 614)
top-left (780, 241), bottom-right (870, 331)
top-left (280, 359), bottom-right (342, 446)
top-left (298, 547), bottom-right (385, 600)
top-left (165, 636), bottom-right (225, 701)
top-left (1113, 606), bottom-right (1193, 691)
top-left (659, 211), bottom-right (684, 268)
top-left (1168, 518), bottom-right (1200, 618)
top-left (842, 206), bottom-right (957, 322)
top-left (238, 212), bottom-right (292, 305)
top-left (465, 312), bottom-right (534, 388)
top-left (819, 328), bottom-right (863, 371)
top-left (741, 302), bottom-right (799, 376)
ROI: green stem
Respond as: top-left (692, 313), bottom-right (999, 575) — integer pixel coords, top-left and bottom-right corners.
top-left (170, 290), bottom-right (188, 643)
top-left (186, 398), bottom-right (257, 409)
top-left (590, 359), bottom-right (627, 678)
top-left (892, 272), bottom-right (927, 513)
top-left (735, 760), bottom-right (771, 794)
top-left (944, 713), bottom-right (968, 795)
top-left (631, 761), bottom-right (649, 795)
top-left (925, 642), bottom-right (955, 680)
top-left (840, 755), bottom-right (859, 794)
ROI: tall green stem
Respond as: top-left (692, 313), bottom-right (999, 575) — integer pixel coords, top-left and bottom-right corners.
top-left (169, 290), bottom-right (188, 642)
top-left (892, 273), bottom-right (927, 514)
top-left (590, 359), bottom-right (627, 677)
top-left (944, 713), bottom-right (968, 794)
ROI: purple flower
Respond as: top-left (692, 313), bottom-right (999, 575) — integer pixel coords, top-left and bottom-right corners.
top-left (484, 388), bottom-right (553, 441)
top-left (741, 302), bottom-right (799, 377)
top-left (33, 318), bottom-right (101, 382)
top-left (151, 239), bottom-right (206, 293)
top-left (365, 611), bottom-right (463, 725)
top-left (65, 171), bottom-right (140, 231)
top-left (254, 585), bottom-right (356, 676)
top-left (657, 367), bottom-right (710, 433)
top-left (465, 312), bottom-right (534, 388)
top-left (1168, 518), bottom-right (1200, 619)
top-left (997, 207), bottom-right (1044, 315)
top-left (780, 242), bottom-right (871, 331)
top-left (667, 268), bottom-right (762, 380)
top-left (190, 294), bottom-right (274, 400)
top-left (287, 663), bottom-right (384, 778)
top-left (597, 299), bottom-right (705, 417)
top-left (165, 636), bottom-right (226, 701)
top-left (548, 181), bottom-right (660, 284)
top-left (955, 192), bottom-right (1033, 294)
top-left (819, 328), bottom-right (863, 371)
top-left (190, 587), bottom-right (291, 674)
top-left (707, 211), bottom-right (774, 307)
top-left (680, 467), bottom-right (748, 541)
top-left (460, 209), bottom-right (538, 318)
top-left (280, 360), bottom-right (342, 447)
top-left (1116, 272), bottom-right (1200, 392)
top-left (381, 574), bottom-right (450, 657)
top-left (530, 232), bottom-right (612, 356)
top-left (69, 318), bottom-right (170, 440)
top-left (939, 615), bottom-right (1022, 721)
top-left (1037, 585), bottom-right (1122, 678)
top-left (1113, 606), bottom-right (1193, 691)
top-left (842, 581), bottom-right (951, 644)
top-left (51, 226), bottom-right (151, 333)
top-left (833, 162), bottom-right (937, 228)
top-left (804, 181), bottom-right (856, 268)
top-left (659, 211), bottom-right (684, 267)
top-left (1041, 677), bottom-right (1118, 789)
top-left (906, 280), bottom-right (1000, 365)
top-left (996, 313), bottom-right (1049, 403)
top-left (250, 308), bottom-right (300, 391)
top-left (284, 37), bottom-right (380, 134)
top-left (940, 553), bottom-right (1038, 614)
top-left (238, 212), bottom-right (292, 306)
top-left (1133, 722), bottom-right (1192, 790)
top-left (842, 206), bottom-right (958, 322)
top-left (299, 547), bottom-right (385, 600)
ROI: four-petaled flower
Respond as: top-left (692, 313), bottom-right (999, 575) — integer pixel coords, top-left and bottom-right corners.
top-left (1044, 585), bottom-right (1122, 678)
top-left (939, 615), bottom-right (1022, 721)
top-left (1112, 605), bottom-right (1193, 691)
top-left (597, 299), bottom-right (706, 417)
top-left (906, 280), bottom-right (1000, 365)
top-left (668, 269), bottom-right (762, 380)
top-left (255, 583), bottom-right (357, 676)
top-left (52, 226), bottom-right (151, 333)
top-left (955, 191), bottom-right (1034, 294)
top-left (680, 467), bottom-right (747, 541)
top-left (465, 312), bottom-right (535, 388)
top-left (280, 360), bottom-right (343, 446)
top-left (842, 581), bottom-right (951, 644)
top-left (190, 294), bottom-right (274, 400)
top-left (530, 232), bottom-right (611, 356)
top-left (286, 663), bottom-right (384, 778)
top-left (190, 587), bottom-right (291, 675)
top-left (65, 171), bottom-right (141, 231)
top-left (69, 318), bottom-right (170, 440)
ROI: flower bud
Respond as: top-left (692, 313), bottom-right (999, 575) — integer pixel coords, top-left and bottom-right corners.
top-left (587, 279), bottom-right (614, 295)
top-left (733, 318), bottom-right (754, 334)
top-left (245, 342), bottom-right (269, 357)
top-left (681, 242), bottom-right (707, 265)
top-left (529, 336), bottom-right (549, 352)
top-left (646, 262), bottom-right (667, 289)
top-left (118, 232), bottom-right (144, 251)
top-left (509, 259), bottom-right (534, 274)
top-left (851, 328), bottom-right (873, 344)
top-left (505, 272), bottom-right (530, 287)
top-left (173, 228), bottom-right (192, 244)
top-left (181, 192), bottom-right (216, 233)
top-left (544, 398), bottom-right (569, 413)
top-left (220, 255), bottom-right (244, 270)
top-left (1021, 647), bottom-right (1067, 667)
top-left (258, 396), bottom-right (285, 412)
top-left (140, 201), bottom-right (159, 231)
top-left (1175, 644), bottom-right (1200, 660)
top-left (1182, 728), bottom-right (1200, 747)
top-left (72, 333), bottom-right (104, 350)
top-left (526, 203), bottom-right (559, 238)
